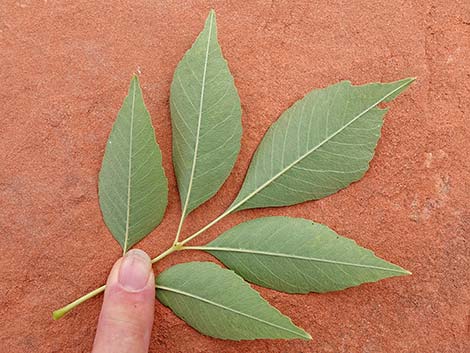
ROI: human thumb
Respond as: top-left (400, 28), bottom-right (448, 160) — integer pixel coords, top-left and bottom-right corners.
top-left (92, 249), bottom-right (155, 353)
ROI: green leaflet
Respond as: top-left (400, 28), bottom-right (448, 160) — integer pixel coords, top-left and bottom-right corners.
top-left (156, 262), bottom-right (310, 340)
top-left (229, 78), bottom-right (414, 212)
top-left (171, 10), bottom-right (242, 221)
top-left (201, 217), bottom-right (410, 293)
top-left (99, 76), bottom-right (168, 253)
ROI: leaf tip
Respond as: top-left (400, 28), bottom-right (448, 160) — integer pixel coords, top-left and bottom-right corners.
top-left (131, 74), bottom-right (140, 84)
top-left (391, 262), bottom-right (412, 276)
top-left (402, 77), bottom-right (416, 87)
top-left (392, 265), bottom-right (412, 276)
top-left (206, 9), bottom-right (217, 24)
top-left (129, 75), bottom-right (141, 95)
top-left (394, 77), bottom-right (415, 88)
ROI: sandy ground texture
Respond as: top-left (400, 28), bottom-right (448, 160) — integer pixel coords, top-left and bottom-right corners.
top-left (1, 1), bottom-right (469, 352)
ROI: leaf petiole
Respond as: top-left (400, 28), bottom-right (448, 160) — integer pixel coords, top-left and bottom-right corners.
top-left (176, 207), bottom-right (233, 246)
top-left (53, 246), bottom-right (179, 320)
top-left (54, 199), bottom-right (262, 320)
top-left (150, 245), bottom-right (178, 264)
top-left (52, 285), bottom-right (106, 320)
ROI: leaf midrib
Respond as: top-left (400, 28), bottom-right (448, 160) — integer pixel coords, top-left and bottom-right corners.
top-left (194, 246), bottom-right (409, 274)
top-left (123, 80), bottom-right (137, 254)
top-left (180, 11), bottom-right (214, 219)
top-left (156, 285), bottom-right (309, 338)
top-left (229, 80), bottom-right (412, 212)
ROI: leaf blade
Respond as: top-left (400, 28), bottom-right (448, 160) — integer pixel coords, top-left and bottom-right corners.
top-left (99, 76), bottom-right (168, 252)
top-left (156, 262), bottom-right (310, 340)
top-left (171, 10), bottom-right (242, 219)
top-left (204, 217), bottom-right (410, 293)
top-left (229, 78), bottom-right (414, 211)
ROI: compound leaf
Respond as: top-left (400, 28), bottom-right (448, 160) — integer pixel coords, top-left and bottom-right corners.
top-left (229, 78), bottom-right (414, 212)
top-left (171, 10), bottom-right (242, 220)
top-left (99, 76), bottom-right (168, 253)
top-left (156, 262), bottom-right (310, 340)
top-left (203, 217), bottom-right (410, 293)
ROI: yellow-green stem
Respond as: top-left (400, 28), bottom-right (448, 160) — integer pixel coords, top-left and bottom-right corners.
top-left (52, 246), bottom-right (178, 320)
top-left (52, 285), bottom-right (106, 320)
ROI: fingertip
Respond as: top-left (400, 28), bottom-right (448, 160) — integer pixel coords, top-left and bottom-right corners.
top-left (92, 250), bottom-right (155, 353)
top-left (118, 249), bottom-right (153, 292)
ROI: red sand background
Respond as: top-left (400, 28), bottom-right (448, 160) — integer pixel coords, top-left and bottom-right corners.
top-left (1, 1), bottom-right (469, 352)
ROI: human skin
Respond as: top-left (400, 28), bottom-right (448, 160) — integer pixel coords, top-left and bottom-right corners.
top-left (92, 249), bottom-right (155, 353)
top-left (1, 1), bottom-right (469, 352)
